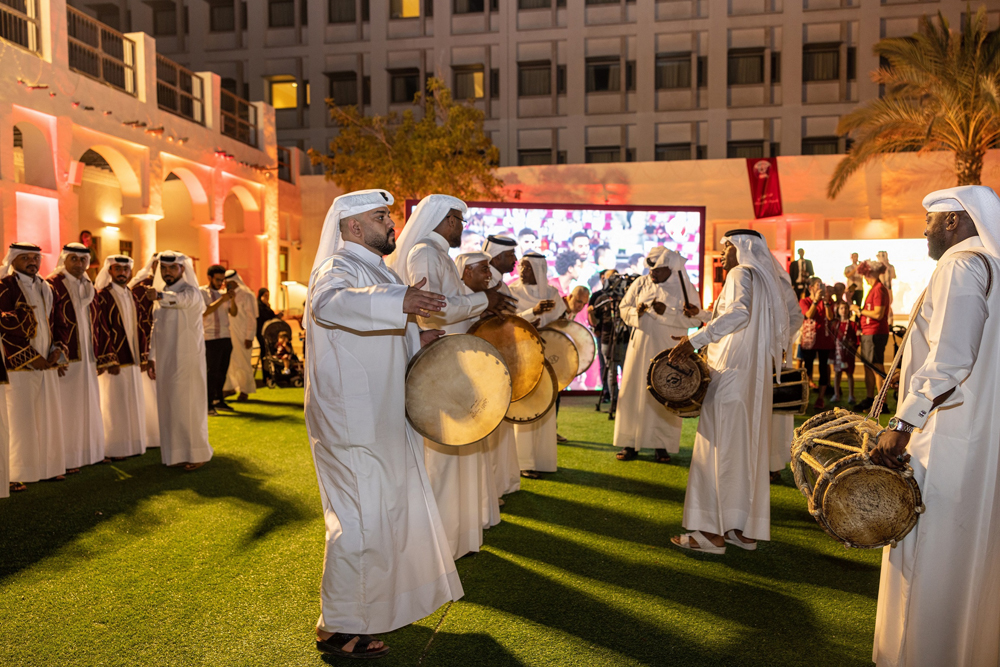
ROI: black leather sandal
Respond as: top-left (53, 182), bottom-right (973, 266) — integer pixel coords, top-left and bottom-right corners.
top-left (316, 633), bottom-right (390, 659)
top-left (616, 447), bottom-right (638, 461)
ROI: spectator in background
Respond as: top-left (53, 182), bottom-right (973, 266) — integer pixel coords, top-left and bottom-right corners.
top-left (256, 288), bottom-right (280, 383)
top-left (554, 250), bottom-right (583, 295)
top-left (200, 264), bottom-right (237, 415)
top-left (517, 228), bottom-right (539, 258)
top-left (588, 270), bottom-right (618, 406)
top-left (788, 248), bottom-right (814, 299)
top-left (877, 250), bottom-right (897, 324)
top-left (565, 285), bottom-right (590, 319)
top-left (628, 253), bottom-right (647, 276)
top-left (833, 301), bottom-right (860, 404)
top-left (460, 230), bottom-right (485, 254)
top-left (595, 245), bottom-right (617, 271)
top-left (799, 277), bottom-right (835, 411)
top-left (844, 252), bottom-right (864, 307)
top-left (851, 260), bottom-right (890, 413)
top-left (832, 282), bottom-right (847, 305)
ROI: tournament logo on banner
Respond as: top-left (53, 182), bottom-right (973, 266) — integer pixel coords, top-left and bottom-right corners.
top-left (746, 157), bottom-right (783, 219)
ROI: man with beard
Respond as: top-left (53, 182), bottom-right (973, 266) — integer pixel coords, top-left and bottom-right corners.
top-left (387, 195), bottom-right (515, 561)
top-left (129, 255), bottom-right (160, 448)
top-left (305, 189), bottom-right (461, 659)
top-left (147, 252), bottom-right (212, 470)
top-left (49, 243), bottom-right (105, 471)
top-left (613, 247), bottom-right (707, 464)
top-left (669, 230), bottom-right (789, 554)
top-left (871, 186), bottom-right (1000, 667)
top-left (200, 264), bottom-right (238, 415)
top-left (0, 243), bottom-right (67, 485)
top-left (509, 253), bottom-right (566, 477)
top-left (94, 255), bottom-right (149, 458)
top-left (222, 269), bottom-right (258, 402)
top-left (481, 234), bottom-right (522, 496)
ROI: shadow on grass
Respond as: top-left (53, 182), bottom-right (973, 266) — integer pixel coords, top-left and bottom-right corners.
top-left (0, 453), bottom-right (309, 581)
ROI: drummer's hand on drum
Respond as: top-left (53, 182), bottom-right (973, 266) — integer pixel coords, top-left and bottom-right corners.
top-left (669, 335), bottom-right (694, 363)
top-left (871, 430), bottom-right (911, 470)
top-left (419, 329), bottom-right (445, 348)
top-left (652, 301), bottom-right (667, 316)
top-left (533, 299), bottom-right (555, 316)
top-left (403, 278), bottom-right (447, 317)
top-left (683, 303), bottom-right (701, 318)
top-left (484, 289), bottom-right (518, 318)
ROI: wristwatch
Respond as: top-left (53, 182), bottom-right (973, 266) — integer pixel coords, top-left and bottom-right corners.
top-left (886, 417), bottom-right (914, 434)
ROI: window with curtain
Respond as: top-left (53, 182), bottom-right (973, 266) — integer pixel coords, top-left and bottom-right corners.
top-left (519, 0), bottom-right (550, 7)
top-left (328, 0), bottom-right (355, 22)
top-left (803, 43), bottom-right (840, 82)
top-left (655, 143), bottom-right (692, 161)
top-left (269, 0), bottom-right (294, 26)
top-left (655, 53), bottom-right (691, 89)
top-left (327, 71), bottom-right (358, 105)
top-left (454, 0), bottom-right (484, 12)
top-left (518, 149), bottom-right (553, 166)
top-left (802, 136), bottom-right (840, 155)
top-left (390, 69), bottom-right (421, 103)
top-left (518, 61), bottom-right (551, 96)
top-left (390, 0), bottom-right (420, 17)
top-left (209, 1), bottom-right (235, 31)
top-left (585, 146), bottom-right (621, 163)
top-left (454, 67), bottom-right (485, 99)
top-left (586, 57), bottom-right (621, 93)
top-left (728, 48), bottom-right (764, 85)
top-left (727, 141), bottom-right (764, 158)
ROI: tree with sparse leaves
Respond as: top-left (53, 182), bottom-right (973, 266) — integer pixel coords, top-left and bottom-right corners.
top-left (828, 8), bottom-right (1000, 198)
top-left (309, 78), bottom-right (506, 219)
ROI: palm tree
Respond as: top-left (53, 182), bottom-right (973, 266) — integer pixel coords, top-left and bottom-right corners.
top-left (827, 8), bottom-right (1000, 198)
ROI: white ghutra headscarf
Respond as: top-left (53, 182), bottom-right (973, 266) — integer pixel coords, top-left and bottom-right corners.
top-left (0, 241), bottom-right (43, 277)
top-left (53, 243), bottom-right (96, 306)
top-left (923, 185), bottom-right (1000, 258)
top-left (95, 255), bottom-right (134, 290)
top-left (510, 252), bottom-right (551, 301)
top-left (724, 230), bottom-right (790, 364)
top-left (128, 253), bottom-right (159, 289)
top-left (310, 189), bottom-right (395, 279)
top-left (385, 194), bottom-right (467, 281)
top-left (154, 251), bottom-right (199, 291)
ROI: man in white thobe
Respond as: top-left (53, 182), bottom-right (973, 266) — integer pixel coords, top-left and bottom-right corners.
top-left (870, 186), bottom-right (1000, 667)
top-left (669, 230), bottom-right (789, 554)
top-left (223, 269), bottom-right (258, 401)
top-left (482, 234), bottom-right (522, 495)
top-left (94, 255), bottom-right (148, 458)
top-left (387, 194), bottom-right (515, 560)
top-left (48, 243), bottom-right (105, 470)
top-left (129, 255), bottom-right (160, 448)
top-left (613, 247), bottom-right (708, 464)
top-left (147, 252), bottom-right (212, 470)
top-left (306, 189), bottom-right (462, 659)
top-left (509, 253), bottom-right (567, 476)
top-left (770, 256), bottom-right (805, 482)
top-left (1, 243), bottom-right (67, 484)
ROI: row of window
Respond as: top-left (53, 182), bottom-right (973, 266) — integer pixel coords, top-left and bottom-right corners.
top-left (514, 136), bottom-right (841, 166)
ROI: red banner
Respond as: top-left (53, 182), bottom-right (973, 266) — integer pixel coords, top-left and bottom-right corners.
top-left (746, 157), bottom-right (783, 219)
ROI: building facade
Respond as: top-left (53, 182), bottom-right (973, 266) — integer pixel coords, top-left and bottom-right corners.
top-left (63, 0), bottom-right (999, 167)
top-left (0, 0), bottom-right (305, 298)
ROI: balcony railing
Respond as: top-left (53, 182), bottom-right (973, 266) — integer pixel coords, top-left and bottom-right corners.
top-left (276, 146), bottom-right (293, 183)
top-left (0, 0), bottom-right (40, 54)
top-left (157, 54), bottom-right (204, 124)
top-left (220, 88), bottom-right (257, 147)
top-left (67, 6), bottom-right (136, 96)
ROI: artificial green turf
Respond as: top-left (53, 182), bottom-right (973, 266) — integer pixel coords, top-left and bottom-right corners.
top-left (0, 389), bottom-right (884, 666)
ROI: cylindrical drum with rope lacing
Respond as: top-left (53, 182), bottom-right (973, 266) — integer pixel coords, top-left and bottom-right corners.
top-left (791, 408), bottom-right (924, 549)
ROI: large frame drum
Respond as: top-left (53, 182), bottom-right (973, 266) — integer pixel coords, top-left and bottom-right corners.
top-left (405, 334), bottom-right (512, 446)
top-left (646, 347), bottom-right (711, 418)
top-left (505, 361), bottom-right (558, 424)
top-left (538, 329), bottom-right (580, 392)
top-left (468, 316), bottom-right (545, 401)
top-left (542, 320), bottom-right (597, 377)
top-left (791, 408), bottom-right (924, 548)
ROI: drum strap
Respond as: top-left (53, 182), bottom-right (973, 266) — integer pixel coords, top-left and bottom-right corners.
top-left (868, 250), bottom-right (993, 421)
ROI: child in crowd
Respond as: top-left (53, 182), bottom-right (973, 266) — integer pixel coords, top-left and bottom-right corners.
top-left (275, 330), bottom-right (298, 375)
top-left (833, 301), bottom-right (860, 404)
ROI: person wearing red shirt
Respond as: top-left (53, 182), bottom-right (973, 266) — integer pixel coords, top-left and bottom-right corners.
top-left (833, 301), bottom-right (860, 404)
top-left (799, 278), bottom-right (836, 410)
top-left (851, 260), bottom-right (890, 412)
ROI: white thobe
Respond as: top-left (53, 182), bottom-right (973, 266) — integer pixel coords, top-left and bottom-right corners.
top-left (142, 372), bottom-right (160, 448)
top-left (613, 275), bottom-right (708, 453)
top-left (58, 273), bottom-right (105, 468)
top-left (509, 280), bottom-right (566, 472)
top-left (874, 237), bottom-right (1000, 667)
top-left (224, 286), bottom-right (258, 396)
top-left (8, 273), bottom-right (65, 482)
top-left (99, 284), bottom-right (147, 458)
top-left (771, 278), bottom-right (805, 472)
top-left (485, 270), bottom-right (521, 495)
top-left (684, 266), bottom-right (775, 540)
top-left (306, 241), bottom-right (462, 635)
top-left (151, 282), bottom-right (211, 466)
top-left (406, 234), bottom-right (497, 559)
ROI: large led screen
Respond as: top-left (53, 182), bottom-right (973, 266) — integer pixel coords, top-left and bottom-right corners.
top-left (406, 201), bottom-right (706, 391)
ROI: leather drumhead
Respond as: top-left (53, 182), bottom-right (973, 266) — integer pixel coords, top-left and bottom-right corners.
top-left (648, 351), bottom-right (706, 404)
top-left (468, 316), bottom-right (544, 402)
top-left (505, 361), bottom-right (557, 423)
top-left (542, 320), bottom-right (596, 377)
top-left (405, 334), bottom-right (512, 446)
top-left (821, 463), bottom-right (920, 548)
top-left (538, 329), bottom-right (580, 392)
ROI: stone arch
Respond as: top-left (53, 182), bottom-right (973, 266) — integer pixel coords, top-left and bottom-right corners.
top-left (81, 144), bottom-right (142, 202)
top-left (218, 184), bottom-right (264, 289)
top-left (163, 167), bottom-right (211, 227)
top-left (13, 122), bottom-right (57, 190)
top-left (223, 184), bottom-right (262, 234)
